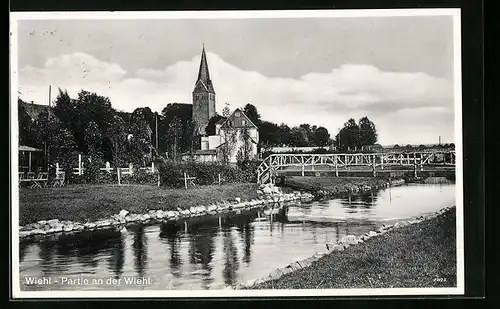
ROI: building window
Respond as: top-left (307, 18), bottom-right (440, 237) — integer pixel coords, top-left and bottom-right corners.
top-left (235, 111), bottom-right (241, 117)
top-left (242, 120), bottom-right (246, 125)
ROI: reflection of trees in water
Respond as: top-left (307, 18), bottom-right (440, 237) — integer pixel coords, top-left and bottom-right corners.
top-left (222, 227), bottom-right (240, 286)
top-left (38, 239), bottom-right (60, 275)
top-left (35, 230), bottom-right (122, 275)
top-left (339, 190), bottom-right (379, 212)
top-left (131, 225), bottom-right (148, 277)
top-left (187, 223), bottom-right (217, 289)
top-left (19, 240), bottom-right (30, 263)
top-left (107, 234), bottom-right (125, 279)
top-left (235, 219), bottom-right (256, 266)
top-left (159, 223), bottom-right (182, 279)
top-left (273, 207), bottom-right (289, 224)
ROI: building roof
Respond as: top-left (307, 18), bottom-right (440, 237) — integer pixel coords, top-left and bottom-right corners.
top-left (19, 145), bottom-right (42, 152)
top-left (20, 101), bottom-right (55, 121)
top-left (215, 117), bottom-right (227, 125)
top-left (220, 108), bottom-right (259, 130)
top-left (194, 45), bottom-right (215, 94)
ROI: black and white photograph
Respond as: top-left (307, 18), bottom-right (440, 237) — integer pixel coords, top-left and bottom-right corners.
top-left (10, 9), bottom-right (464, 298)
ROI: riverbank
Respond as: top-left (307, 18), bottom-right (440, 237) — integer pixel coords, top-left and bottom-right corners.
top-left (19, 183), bottom-right (260, 226)
top-left (282, 176), bottom-right (405, 198)
top-left (243, 206), bottom-right (457, 289)
top-left (18, 183), bottom-right (314, 239)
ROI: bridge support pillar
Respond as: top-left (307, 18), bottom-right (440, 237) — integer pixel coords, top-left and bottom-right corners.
top-left (301, 165), bottom-right (305, 177)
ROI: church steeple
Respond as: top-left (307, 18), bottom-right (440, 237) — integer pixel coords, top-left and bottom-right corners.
top-left (195, 44), bottom-right (215, 93)
top-left (192, 45), bottom-right (216, 135)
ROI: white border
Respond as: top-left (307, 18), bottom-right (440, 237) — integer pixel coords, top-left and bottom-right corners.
top-left (10, 9), bottom-right (464, 299)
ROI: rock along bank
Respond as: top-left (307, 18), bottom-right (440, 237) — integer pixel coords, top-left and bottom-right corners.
top-left (18, 183), bottom-right (314, 240)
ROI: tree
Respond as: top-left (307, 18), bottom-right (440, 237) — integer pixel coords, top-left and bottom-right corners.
top-left (336, 118), bottom-right (361, 151)
top-left (205, 114), bottom-right (226, 136)
top-left (236, 128), bottom-right (253, 170)
top-left (54, 89), bottom-right (115, 156)
top-left (358, 116), bottom-right (378, 146)
top-left (277, 123), bottom-right (292, 146)
top-left (106, 115), bottom-right (127, 184)
top-left (167, 116), bottom-right (183, 161)
top-left (51, 127), bottom-right (77, 182)
top-left (218, 104), bottom-right (238, 165)
top-left (161, 103), bottom-right (193, 155)
top-left (127, 119), bottom-right (152, 166)
top-left (222, 103), bottom-right (231, 118)
top-left (18, 100), bottom-right (38, 147)
top-left (84, 121), bottom-right (104, 182)
top-left (131, 107), bottom-right (156, 148)
top-left (243, 103), bottom-right (261, 127)
top-left (258, 121), bottom-right (280, 148)
top-left (291, 126), bottom-right (309, 147)
top-left (35, 110), bottom-right (59, 168)
top-left (84, 121), bottom-right (103, 157)
top-left (313, 126), bottom-right (330, 147)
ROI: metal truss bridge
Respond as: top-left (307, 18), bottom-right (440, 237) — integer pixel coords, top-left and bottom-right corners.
top-left (257, 151), bottom-right (456, 184)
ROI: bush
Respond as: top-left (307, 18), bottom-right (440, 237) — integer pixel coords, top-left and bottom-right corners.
top-left (121, 168), bottom-right (158, 185)
top-left (157, 160), bottom-right (257, 188)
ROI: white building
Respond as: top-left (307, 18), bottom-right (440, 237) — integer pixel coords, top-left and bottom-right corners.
top-left (185, 108), bottom-right (259, 164)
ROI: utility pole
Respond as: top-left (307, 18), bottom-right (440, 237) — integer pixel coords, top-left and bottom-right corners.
top-left (46, 85), bottom-right (51, 172)
top-left (155, 112), bottom-right (159, 150)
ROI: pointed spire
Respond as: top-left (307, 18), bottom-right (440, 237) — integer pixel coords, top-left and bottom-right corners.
top-left (195, 44), bottom-right (215, 93)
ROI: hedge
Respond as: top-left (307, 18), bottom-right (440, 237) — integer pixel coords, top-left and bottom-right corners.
top-left (157, 160), bottom-right (258, 188)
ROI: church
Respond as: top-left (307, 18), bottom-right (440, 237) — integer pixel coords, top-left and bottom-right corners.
top-left (183, 46), bottom-right (259, 164)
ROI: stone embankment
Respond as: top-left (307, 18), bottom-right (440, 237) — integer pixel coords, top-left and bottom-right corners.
top-left (233, 205), bottom-right (455, 290)
top-left (19, 183), bottom-right (314, 240)
top-left (315, 179), bottom-right (406, 198)
top-left (284, 177), bottom-right (406, 199)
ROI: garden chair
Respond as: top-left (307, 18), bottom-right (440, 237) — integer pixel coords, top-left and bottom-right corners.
top-left (18, 172), bottom-right (25, 187)
top-left (52, 172), bottom-right (66, 187)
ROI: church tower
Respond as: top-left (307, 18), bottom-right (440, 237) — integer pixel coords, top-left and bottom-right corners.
top-left (192, 45), bottom-right (216, 136)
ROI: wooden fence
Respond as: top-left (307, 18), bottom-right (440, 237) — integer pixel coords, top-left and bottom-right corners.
top-left (54, 155), bottom-right (157, 176)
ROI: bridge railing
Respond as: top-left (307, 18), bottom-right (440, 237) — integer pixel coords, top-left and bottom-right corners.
top-left (256, 151), bottom-right (455, 184)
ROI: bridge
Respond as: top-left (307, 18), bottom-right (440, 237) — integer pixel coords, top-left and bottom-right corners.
top-left (256, 151), bottom-right (456, 184)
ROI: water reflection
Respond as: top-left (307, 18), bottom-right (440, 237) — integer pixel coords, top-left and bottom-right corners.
top-left (236, 221), bottom-right (254, 265)
top-left (159, 223), bottom-right (183, 278)
top-left (107, 234), bottom-right (124, 279)
top-left (19, 240), bottom-right (29, 263)
top-left (222, 228), bottom-right (239, 286)
top-left (187, 221), bottom-right (217, 289)
top-left (131, 226), bottom-right (148, 277)
top-left (19, 184), bottom-right (455, 291)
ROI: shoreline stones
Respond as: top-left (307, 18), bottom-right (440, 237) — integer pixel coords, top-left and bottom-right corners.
top-left (311, 178), bottom-right (406, 200)
top-left (19, 183), bottom-right (314, 240)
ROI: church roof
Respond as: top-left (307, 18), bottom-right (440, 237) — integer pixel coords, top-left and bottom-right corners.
top-left (194, 45), bottom-right (215, 94)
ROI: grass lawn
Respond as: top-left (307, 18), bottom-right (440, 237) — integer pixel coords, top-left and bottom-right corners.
top-left (250, 207), bottom-right (457, 289)
top-left (18, 183), bottom-right (259, 226)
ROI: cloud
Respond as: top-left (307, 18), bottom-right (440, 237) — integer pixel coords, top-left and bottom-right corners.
top-left (18, 52), bottom-right (455, 144)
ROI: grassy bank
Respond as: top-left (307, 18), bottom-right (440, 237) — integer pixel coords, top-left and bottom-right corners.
top-left (250, 206), bottom-right (457, 289)
top-left (19, 183), bottom-right (259, 226)
top-left (283, 176), bottom-right (390, 196)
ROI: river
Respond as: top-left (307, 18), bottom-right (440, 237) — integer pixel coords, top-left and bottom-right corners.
top-left (19, 183), bottom-right (456, 291)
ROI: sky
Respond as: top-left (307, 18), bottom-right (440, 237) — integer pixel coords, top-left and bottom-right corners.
top-left (15, 14), bottom-right (457, 145)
